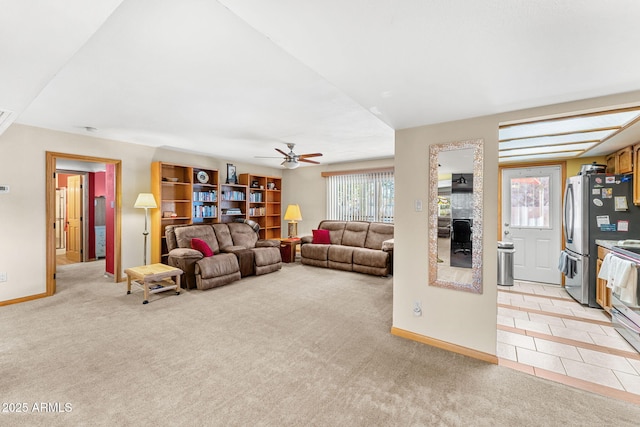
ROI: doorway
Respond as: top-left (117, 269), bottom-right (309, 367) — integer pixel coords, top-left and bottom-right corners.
top-left (45, 152), bottom-right (122, 296)
top-left (500, 164), bottom-right (564, 284)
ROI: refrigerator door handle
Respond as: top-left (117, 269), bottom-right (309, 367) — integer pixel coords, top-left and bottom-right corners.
top-left (564, 182), bottom-right (574, 243)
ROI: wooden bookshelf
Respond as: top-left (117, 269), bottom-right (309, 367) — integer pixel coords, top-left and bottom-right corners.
top-left (219, 183), bottom-right (248, 223)
top-left (151, 162), bottom-right (219, 264)
top-left (151, 165), bottom-right (280, 264)
top-left (239, 174), bottom-right (282, 239)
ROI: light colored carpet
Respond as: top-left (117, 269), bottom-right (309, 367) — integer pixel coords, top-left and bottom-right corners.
top-left (2, 260), bottom-right (639, 426)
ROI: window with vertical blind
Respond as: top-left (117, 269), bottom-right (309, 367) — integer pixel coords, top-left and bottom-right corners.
top-left (326, 170), bottom-right (394, 223)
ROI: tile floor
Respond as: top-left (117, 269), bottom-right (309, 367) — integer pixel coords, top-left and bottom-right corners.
top-left (497, 280), bottom-right (640, 405)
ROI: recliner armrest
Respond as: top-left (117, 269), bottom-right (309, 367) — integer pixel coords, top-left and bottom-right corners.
top-left (256, 240), bottom-right (280, 248)
top-left (300, 235), bottom-right (313, 244)
top-left (168, 248), bottom-right (204, 259)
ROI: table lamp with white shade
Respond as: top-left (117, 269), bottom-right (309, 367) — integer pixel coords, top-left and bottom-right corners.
top-left (134, 193), bottom-right (157, 265)
top-left (284, 204), bottom-right (302, 238)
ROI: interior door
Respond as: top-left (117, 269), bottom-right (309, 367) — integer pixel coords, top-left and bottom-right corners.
top-left (501, 166), bottom-right (562, 284)
top-left (66, 175), bottom-right (83, 262)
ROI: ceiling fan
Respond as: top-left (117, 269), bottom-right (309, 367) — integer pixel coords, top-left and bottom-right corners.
top-left (257, 143), bottom-right (323, 169)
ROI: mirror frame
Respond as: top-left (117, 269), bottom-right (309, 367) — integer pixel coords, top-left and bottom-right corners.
top-left (428, 139), bottom-right (484, 294)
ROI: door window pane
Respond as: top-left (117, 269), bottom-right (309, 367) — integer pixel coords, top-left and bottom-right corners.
top-left (510, 176), bottom-right (550, 228)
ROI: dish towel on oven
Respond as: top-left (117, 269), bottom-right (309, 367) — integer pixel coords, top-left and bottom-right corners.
top-left (597, 253), bottom-right (637, 303)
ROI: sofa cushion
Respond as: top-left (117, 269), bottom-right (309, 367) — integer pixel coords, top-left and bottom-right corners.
top-left (364, 223), bottom-right (395, 250)
top-left (328, 245), bottom-right (354, 264)
top-left (196, 253), bottom-right (239, 279)
top-left (195, 253), bottom-right (241, 290)
top-left (341, 222), bottom-right (369, 247)
top-left (312, 229), bottom-right (331, 244)
top-left (318, 221), bottom-right (347, 245)
top-left (174, 225), bottom-right (219, 253)
top-left (228, 222), bottom-right (258, 248)
top-left (301, 243), bottom-right (330, 261)
top-left (212, 223), bottom-right (234, 249)
top-left (353, 247), bottom-right (389, 268)
top-left (191, 238), bottom-right (214, 257)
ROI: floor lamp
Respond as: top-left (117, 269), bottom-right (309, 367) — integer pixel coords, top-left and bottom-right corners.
top-left (284, 204), bottom-right (302, 238)
top-left (134, 193), bottom-right (157, 265)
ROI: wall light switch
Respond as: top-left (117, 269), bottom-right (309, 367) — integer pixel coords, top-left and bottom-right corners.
top-left (0, 272), bottom-right (7, 282)
top-left (415, 199), bottom-right (423, 212)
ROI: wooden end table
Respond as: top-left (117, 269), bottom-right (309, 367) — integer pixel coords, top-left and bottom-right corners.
top-left (279, 238), bottom-right (301, 263)
top-left (125, 263), bottom-right (183, 304)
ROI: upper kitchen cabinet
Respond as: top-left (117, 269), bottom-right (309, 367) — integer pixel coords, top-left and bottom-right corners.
top-left (618, 146), bottom-right (633, 174)
top-left (605, 153), bottom-right (617, 174)
top-left (606, 146), bottom-right (633, 175)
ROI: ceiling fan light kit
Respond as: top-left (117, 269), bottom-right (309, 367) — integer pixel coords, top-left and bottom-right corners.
top-left (256, 142), bottom-right (323, 168)
top-left (282, 159), bottom-right (300, 169)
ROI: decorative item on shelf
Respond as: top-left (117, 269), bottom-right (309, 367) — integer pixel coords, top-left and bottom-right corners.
top-left (251, 180), bottom-right (259, 188)
top-left (163, 177), bottom-right (179, 182)
top-left (267, 182), bottom-right (275, 190)
top-left (196, 170), bottom-right (209, 184)
top-left (162, 211), bottom-right (175, 218)
top-left (226, 163), bottom-right (237, 184)
top-left (284, 204), bottom-right (302, 238)
top-left (134, 193), bottom-right (158, 266)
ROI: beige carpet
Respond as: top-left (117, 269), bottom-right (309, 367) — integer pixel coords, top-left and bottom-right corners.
top-left (2, 260), bottom-right (639, 426)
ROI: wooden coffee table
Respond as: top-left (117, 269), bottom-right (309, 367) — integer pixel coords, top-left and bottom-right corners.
top-left (125, 263), bottom-right (183, 304)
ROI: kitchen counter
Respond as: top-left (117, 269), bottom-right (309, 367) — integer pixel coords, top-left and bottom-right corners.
top-left (595, 239), bottom-right (640, 261)
top-left (595, 239), bottom-right (622, 250)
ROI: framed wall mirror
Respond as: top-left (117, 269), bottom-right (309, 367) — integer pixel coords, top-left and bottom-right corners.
top-left (428, 139), bottom-right (484, 294)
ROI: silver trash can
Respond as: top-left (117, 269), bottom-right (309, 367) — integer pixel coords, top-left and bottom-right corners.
top-left (497, 241), bottom-right (515, 286)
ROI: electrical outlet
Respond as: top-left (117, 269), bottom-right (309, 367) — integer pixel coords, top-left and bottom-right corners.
top-left (413, 300), bottom-right (422, 316)
top-left (415, 199), bottom-right (423, 212)
top-left (0, 272), bottom-right (7, 282)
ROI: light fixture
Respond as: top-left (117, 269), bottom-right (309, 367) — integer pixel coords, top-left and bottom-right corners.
top-left (284, 204), bottom-right (302, 238)
top-left (134, 193), bottom-right (157, 265)
top-left (282, 159), bottom-right (300, 169)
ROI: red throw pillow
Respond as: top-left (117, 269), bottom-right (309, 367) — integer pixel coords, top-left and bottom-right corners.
top-left (312, 229), bottom-right (331, 244)
top-left (191, 238), bottom-right (214, 257)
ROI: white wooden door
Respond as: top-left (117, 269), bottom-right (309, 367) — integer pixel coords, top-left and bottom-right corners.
top-left (66, 175), bottom-right (83, 262)
top-left (501, 166), bottom-right (562, 284)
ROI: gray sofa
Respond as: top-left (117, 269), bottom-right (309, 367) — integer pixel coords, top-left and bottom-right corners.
top-left (300, 220), bottom-right (394, 276)
top-left (165, 222), bottom-right (282, 290)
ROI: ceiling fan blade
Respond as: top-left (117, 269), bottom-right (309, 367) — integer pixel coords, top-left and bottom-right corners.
top-left (275, 148), bottom-right (288, 157)
top-left (299, 158), bottom-right (320, 164)
top-left (298, 153), bottom-right (323, 158)
top-left (255, 156), bottom-right (285, 159)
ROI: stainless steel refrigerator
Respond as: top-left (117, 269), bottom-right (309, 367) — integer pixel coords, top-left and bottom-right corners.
top-left (563, 173), bottom-right (640, 307)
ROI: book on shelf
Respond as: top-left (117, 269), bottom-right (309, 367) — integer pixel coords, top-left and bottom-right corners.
top-left (222, 190), bottom-right (245, 201)
top-left (249, 207), bottom-right (266, 216)
top-left (194, 204), bottom-right (217, 218)
top-left (193, 190), bottom-right (217, 202)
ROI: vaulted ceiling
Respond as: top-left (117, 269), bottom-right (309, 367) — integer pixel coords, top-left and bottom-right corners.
top-left (2, 1), bottom-right (640, 167)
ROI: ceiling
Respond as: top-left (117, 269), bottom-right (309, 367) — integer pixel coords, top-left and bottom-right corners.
top-left (3, 1), bottom-right (640, 168)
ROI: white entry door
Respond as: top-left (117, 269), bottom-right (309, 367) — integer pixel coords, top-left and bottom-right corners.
top-left (501, 166), bottom-right (562, 284)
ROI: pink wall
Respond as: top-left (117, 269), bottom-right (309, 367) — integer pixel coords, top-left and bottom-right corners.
top-left (94, 171), bottom-right (106, 197)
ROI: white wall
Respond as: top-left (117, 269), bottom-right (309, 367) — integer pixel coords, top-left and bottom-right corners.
top-left (394, 117), bottom-right (499, 354)
top-left (393, 90), bottom-right (640, 356)
top-left (0, 124), bottom-right (280, 303)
